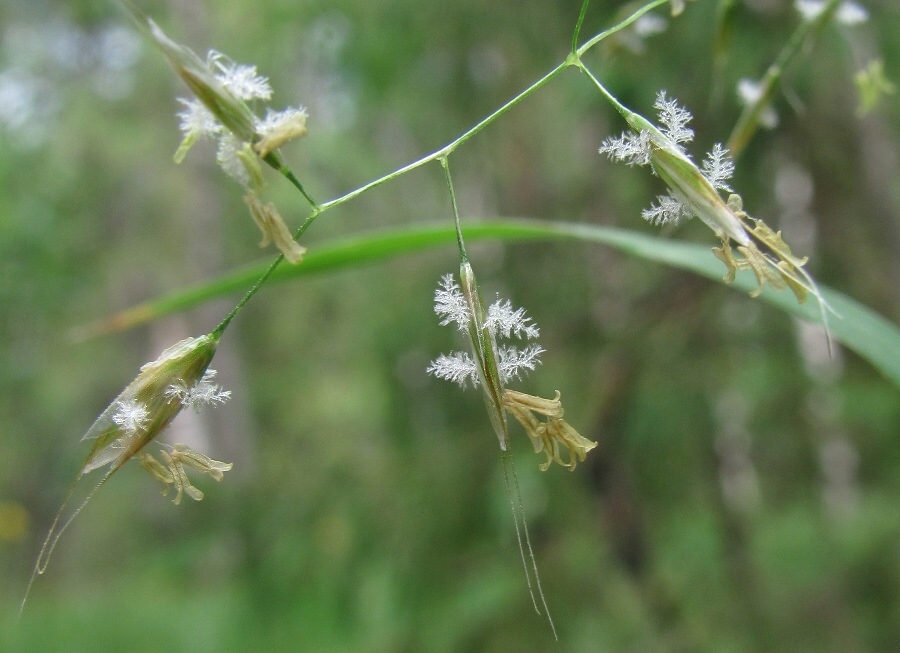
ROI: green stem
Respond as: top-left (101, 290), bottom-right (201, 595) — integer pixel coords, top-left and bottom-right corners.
top-left (572, 0), bottom-right (592, 55)
top-left (439, 157), bottom-right (468, 261)
top-left (317, 63), bottom-right (566, 214)
top-left (573, 59), bottom-right (633, 121)
top-left (280, 166), bottom-right (319, 210)
top-left (726, 0), bottom-right (842, 157)
top-left (575, 0), bottom-right (669, 57)
top-left (316, 0), bottom-right (668, 217)
top-left (261, 151), bottom-right (320, 209)
top-left (568, 0), bottom-right (674, 123)
top-left (212, 0), bottom-right (668, 335)
top-left (211, 191), bottom-right (323, 339)
top-left (212, 253), bottom-right (284, 338)
top-left (211, 152), bottom-right (323, 339)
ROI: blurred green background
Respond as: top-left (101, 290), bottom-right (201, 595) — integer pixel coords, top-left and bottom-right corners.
top-left (2, 0), bottom-right (899, 651)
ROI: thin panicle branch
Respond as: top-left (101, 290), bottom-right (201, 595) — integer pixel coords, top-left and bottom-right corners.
top-left (572, 0), bottom-right (592, 54)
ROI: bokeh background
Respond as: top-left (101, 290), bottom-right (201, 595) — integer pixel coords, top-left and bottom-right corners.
top-left (2, 0), bottom-right (899, 651)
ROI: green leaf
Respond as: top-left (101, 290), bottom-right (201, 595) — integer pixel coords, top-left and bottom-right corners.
top-left (76, 219), bottom-right (900, 387)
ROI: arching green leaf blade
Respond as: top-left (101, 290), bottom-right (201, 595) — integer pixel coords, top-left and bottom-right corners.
top-left (77, 219), bottom-right (900, 387)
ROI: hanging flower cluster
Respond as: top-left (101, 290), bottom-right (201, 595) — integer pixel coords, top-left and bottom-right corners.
top-left (80, 335), bottom-right (232, 480)
top-left (127, 4), bottom-right (307, 263)
top-left (599, 90), bottom-right (826, 311)
top-left (23, 334), bottom-right (235, 611)
top-left (428, 265), bottom-right (597, 471)
top-left (173, 52), bottom-right (309, 187)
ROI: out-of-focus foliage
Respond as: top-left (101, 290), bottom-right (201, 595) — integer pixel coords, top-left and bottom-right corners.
top-left (2, 0), bottom-right (899, 651)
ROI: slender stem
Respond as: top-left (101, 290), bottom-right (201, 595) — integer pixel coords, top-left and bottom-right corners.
top-left (211, 202), bottom-right (322, 338)
top-left (212, 0), bottom-right (668, 334)
top-left (439, 157), bottom-right (467, 261)
top-left (317, 62), bottom-right (567, 214)
top-left (726, 0), bottom-right (842, 157)
top-left (261, 151), bottom-right (321, 209)
top-left (574, 59), bottom-right (633, 121)
top-left (212, 254), bottom-right (284, 338)
top-left (575, 0), bottom-right (669, 56)
top-left (572, 0), bottom-right (591, 55)
top-left (211, 156), bottom-right (323, 339)
top-left (319, 147), bottom-right (447, 214)
top-left (318, 0), bottom-right (666, 217)
top-left (280, 166), bottom-right (319, 210)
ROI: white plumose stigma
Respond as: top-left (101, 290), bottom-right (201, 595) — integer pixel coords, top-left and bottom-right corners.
top-left (702, 143), bottom-right (735, 193)
top-left (111, 399), bottom-right (150, 435)
top-left (216, 134), bottom-right (251, 186)
top-left (642, 192), bottom-right (690, 226)
top-left (653, 90), bottom-right (693, 146)
top-left (601, 129), bottom-right (651, 167)
top-left (433, 273), bottom-right (471, 330)
top-left (497, 344), bottom-right (545, 382)
top-left (427, 274), bottom-right (544, 387)
top-left (164, 369), bottom-right (231, 412)
top-left (176, 98), bottom-right (219, 140)
top-left (207, 51), bottom-right (273, 101)
top-left (487, 299), bottom-right (540, 339)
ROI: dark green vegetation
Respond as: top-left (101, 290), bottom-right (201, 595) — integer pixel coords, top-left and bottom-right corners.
top-left (2, 0), bottom-right (899, 650)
